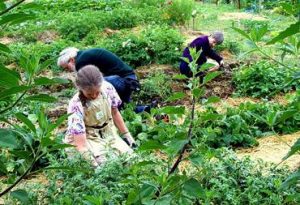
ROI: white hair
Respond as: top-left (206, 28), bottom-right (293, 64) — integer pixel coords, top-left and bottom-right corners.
top-left (57, 47), bottom-right (79, 67)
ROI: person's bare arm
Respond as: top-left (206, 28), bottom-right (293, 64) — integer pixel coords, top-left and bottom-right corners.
top-left (73, 133), bottom-right (88, 152)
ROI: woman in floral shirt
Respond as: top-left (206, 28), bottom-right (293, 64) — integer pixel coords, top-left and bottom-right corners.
top-left (65, 65), bottom-right (135, 166)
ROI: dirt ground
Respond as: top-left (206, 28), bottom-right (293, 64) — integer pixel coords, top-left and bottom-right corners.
top-left (236, 132), bottom-right (300, 170)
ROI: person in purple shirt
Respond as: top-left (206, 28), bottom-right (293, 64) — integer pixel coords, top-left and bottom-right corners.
top-left (180, 31), bottom-right (224, 78)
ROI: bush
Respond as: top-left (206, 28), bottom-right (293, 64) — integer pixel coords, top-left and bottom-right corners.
top-left (163, 0), bottom-right (195, 25)
top-left (136, 70), bottom-right (173, 102)
top-left (194, 100), bottom-right (300, 148)
top-left (36, 0), bottom-right (123, 12)
top-left (200, 149), bottom-right (299, 204)
top-left (100, 25), bottom-right (183, 67)
top-left (142, 25), bottom-right (183, 64)
top-left (57, 12), bottom-right (104, 41)
top-left (233, 61), bottom-right (297, 98)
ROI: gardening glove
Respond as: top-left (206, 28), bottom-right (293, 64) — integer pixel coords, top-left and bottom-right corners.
top-left (219, 60), bottom-right (224, 66)
top-left (122, 132), bottom-right (137, 148)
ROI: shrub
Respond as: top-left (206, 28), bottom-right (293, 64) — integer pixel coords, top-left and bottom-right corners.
top-left (233, 61), bottom-right (297, 98)
top-left (99, 25), bottom-right (183, 67)
top-left (163, 0), bottom-right (195, 25)
top-left (57, 12), bottom-right (104, 41)
top-left (136, 70), bottom-right (173, 103)
top-left (142, 25), bottom-right (183, 64)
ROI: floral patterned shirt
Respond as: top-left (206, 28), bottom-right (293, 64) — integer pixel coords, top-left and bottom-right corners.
top-left (66, 81), bottom-right (121, 136)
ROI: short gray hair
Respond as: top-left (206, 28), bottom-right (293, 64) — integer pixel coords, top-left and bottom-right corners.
top-left (211, 31), bottom-right (224, 45)
top-left (57, 47), bottom-right (79, 67)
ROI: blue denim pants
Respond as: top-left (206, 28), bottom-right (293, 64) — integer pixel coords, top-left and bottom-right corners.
top-left (104, 74), bottom-right (148, 113)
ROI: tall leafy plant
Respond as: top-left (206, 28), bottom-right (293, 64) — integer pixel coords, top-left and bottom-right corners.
top-left (232, 4), bottom-right (300, 193)
top-left (0, 1), bottom-right (69, 201)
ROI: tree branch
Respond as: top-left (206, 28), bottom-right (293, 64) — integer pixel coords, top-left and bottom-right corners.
top-left (0, 0), bottom-right (26, 16)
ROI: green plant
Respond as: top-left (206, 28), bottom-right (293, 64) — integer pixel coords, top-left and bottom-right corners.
top-left (136, 70), bottom-right (173, 103)
top-left (233, 61), bottom-right (297, 98)
top-left (163, 0), bottom-right (195, 25)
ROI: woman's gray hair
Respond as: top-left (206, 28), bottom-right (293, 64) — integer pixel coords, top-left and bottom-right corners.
top-left (57, 47), bottom-right (79, 67)
top-left (211, 31), bottom-right (224, 45)
top-left (75, 65), bottom-right (104, 91)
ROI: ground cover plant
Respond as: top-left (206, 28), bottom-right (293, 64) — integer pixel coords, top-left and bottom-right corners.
top-left (0, 0), bottom-right (299, 204)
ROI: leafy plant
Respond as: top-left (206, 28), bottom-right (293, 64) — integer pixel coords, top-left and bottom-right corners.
top-left (233, 61), bottom-right (297, 98)
top-left (163, 0), bottom-right (195, 25)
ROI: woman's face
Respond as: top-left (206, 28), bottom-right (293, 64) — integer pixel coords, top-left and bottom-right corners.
top-left (208, 37), bottom-right (217, 48)
top-left (82, 85), bottom-right (101, 100)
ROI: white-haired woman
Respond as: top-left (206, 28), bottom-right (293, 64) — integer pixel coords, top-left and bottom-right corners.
top-left (65, 65), bottom-right (135, 166)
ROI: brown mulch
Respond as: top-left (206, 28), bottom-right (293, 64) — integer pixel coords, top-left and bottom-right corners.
top-left (237, 132), bottom-right (300, 170)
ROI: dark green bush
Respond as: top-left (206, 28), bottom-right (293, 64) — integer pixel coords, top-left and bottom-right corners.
top-left (100, 25), bottom-right (183, 67)
top-left (195, 100), bottom-right (300, 148)
top-left (233, 61), bottom-right (297, 98)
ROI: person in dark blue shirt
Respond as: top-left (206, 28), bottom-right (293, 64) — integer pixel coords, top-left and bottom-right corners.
top-left (180, 31), bottom-right (224, 78)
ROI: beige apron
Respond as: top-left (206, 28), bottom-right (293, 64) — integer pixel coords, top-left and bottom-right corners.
top-left (67, 91), bottom-right (132, 166)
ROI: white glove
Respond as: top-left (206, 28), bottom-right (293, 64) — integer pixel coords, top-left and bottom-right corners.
top-left (219, 60), bottom-right (224, 66)
top-left (122, 132), bottom-right (137, 148)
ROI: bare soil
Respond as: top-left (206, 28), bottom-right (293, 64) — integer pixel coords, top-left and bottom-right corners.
top-left (236, 132), bottom-right (300, 170)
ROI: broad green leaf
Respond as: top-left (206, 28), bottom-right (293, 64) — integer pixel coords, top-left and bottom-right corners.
top-left (267, 22), bottom-right (300, 45)
top-left (276, 110), bottom-right (297, 124)
top-left (24, 94), bottom-right (57, 103)
top-left (0, 42), bottom-right (11, 53)
top-left (166, 139), bottom-right (188, 156)
top-left (251, 24), bottom-right (268, 42)
top-left (166, 92), bottom-right (185, 102)
top-left (155, 195), bottom-right (172, 205)
top-left (139, 140), bottom-right (166, 151)
top-left (15, 113), bottom-right (36, 133)
top-left (37, 107), bottom-right (48, 131)
top-left (204, 96), bottom-right (220, 105)
top-left (160, 106), bottom-right (185, 115)
top-left (199, 63), bottom-right (215, 71)
top-left (232, 27), bottom-right (252, 41)
top-left (203, 71), bottom-right (221, 84)
top-left (283, 138), bottom-right (300, 160)
top-left (48, 114), bottom-right (69, 134)
top-left (173, 74), bottom-right (188, 80)
top-left (293, 71), bottom-right (300, 80)
top-left (0, 13), bottom-right (35, 26)
top-left (0, 64), bottom-right (20, 79)
top-left (10, 189), bottom-right (30, 204)
top-left (139, 182), bottom-right (157, 199)
top-left (0, 129), bottom-right (18, 149)
top-left (202, 113), bottom-right (221, 121)
top-left (0, 2), bottom-right (6, 10)
top-left (0, 65), bottom-right (20, 88)
top-left (281, 169), bottom-right (300, 189)
top-left (180, 57), bottom-right (190, 64)
top-left (0, 86), bottom-right (30, 100)
top-left (192, 87), bottom-right (205, 98)
top-left (266, 111), bottom-right (278, 127)
top-left (84, 195), bottom-right (104, 205)
top-left (183, 178), bottom-right (204, 198)
top-left (189, 154), bottom-right (203, 166)
top-left (34, 77), bottom-right (69, 86)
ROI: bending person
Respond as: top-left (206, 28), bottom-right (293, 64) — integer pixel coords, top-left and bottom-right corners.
top-left (179, 31), bottom-right (224, 79)
top-left (65, 65), bottom-right (136, 167)
top-left (57, 47), bottom-right (144, 110)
